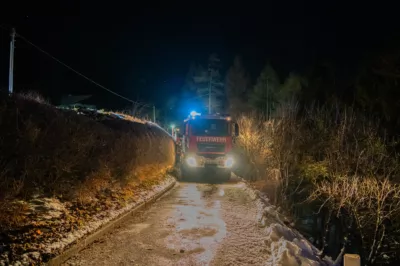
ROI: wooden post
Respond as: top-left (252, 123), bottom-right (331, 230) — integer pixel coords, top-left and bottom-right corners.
top-left (344, 254), bottom-right (360, 266)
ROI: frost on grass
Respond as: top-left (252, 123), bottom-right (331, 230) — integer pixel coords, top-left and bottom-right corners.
top-left (0, 176), bottom-right (175, 266)
top-left (45, 176), bottom-right (174, 254)
top-left (28, 198), bottom-right (67, 220)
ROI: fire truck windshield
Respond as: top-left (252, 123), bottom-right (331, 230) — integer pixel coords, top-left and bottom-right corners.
top-left (190, 119), bottom-right (229, 136)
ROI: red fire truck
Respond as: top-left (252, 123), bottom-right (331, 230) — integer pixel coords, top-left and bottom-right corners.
top-left (179, 111), bottom-right (239, 181)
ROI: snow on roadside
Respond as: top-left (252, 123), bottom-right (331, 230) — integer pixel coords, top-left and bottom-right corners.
top-left (239, 178), bottom-right (333, 266)
top-left (0, 176), bottom-right (176, 266)
top-left (45, 176), bottom-right (175, 254)
top-left (263, 223), bottom-right (331, 266)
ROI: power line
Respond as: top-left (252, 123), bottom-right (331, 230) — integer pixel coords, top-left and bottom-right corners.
top-left (17, 33), bottom-right (141, 104)
top-left (3, 27), bottom-right (145, 106)
top-left (1, 26), bottom-right (156, 122)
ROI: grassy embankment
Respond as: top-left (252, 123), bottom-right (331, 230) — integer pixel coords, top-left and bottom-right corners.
top-left (0, 93), bottom-right (175, 263)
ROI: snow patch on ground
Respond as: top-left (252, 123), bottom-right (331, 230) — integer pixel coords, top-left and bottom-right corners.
top-left (264, 223), bottom-right (326, 266)
top-left (28, 198), bottom-right (68, 220)
top-left (0, 176), bottom-right (175, 266)
top-left (45, 176), bottom-right (175, 254)
top-left (239, 179), bottom-right (333, 266)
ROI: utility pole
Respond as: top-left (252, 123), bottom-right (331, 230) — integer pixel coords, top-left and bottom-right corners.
top-left (8, 28), bottom-right (16, 94)
top-left (153, 105), bottom-right (156, 123)
top-left (208, 67), bottom-right (212, 114)
top-left (266, 77), bottom-right (269, 120)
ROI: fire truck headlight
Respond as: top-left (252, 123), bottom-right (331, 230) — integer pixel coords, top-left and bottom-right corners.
top-left (224, 157), bottom-right (234, 168)
top-left (186, 156), bottom-right (197, 167)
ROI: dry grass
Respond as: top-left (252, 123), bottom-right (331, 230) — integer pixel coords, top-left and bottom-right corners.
top-left (309, 177), bottom-right (400, 264)
top-left (235, 113), bottom-right (273, 181)
top-left (0, 93), bottom-right (175, 229)
top-left (0, 201), bottom-right (30, 230)
top-left (235, 103), bottom-right (400, 264)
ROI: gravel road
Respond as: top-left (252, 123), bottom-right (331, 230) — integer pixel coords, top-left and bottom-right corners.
top-left (64, 180), bottom-right (269, 266)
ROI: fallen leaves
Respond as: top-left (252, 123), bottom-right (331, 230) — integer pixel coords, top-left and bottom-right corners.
top-left (0, 177), bottom-right (171, 265)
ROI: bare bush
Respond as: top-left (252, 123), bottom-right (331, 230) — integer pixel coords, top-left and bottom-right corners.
top-left (236, 114), bottom-right (272, 178)
top-left (310, 177), bottom-right (400, 264)
top-left (236, 113), bottom-right (284, 204)
top-left (291, 104), bottom-right (400, 264)
top-left (236, 101), bottom-right (400, 264)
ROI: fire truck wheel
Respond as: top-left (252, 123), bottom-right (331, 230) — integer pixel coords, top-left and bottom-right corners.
top-left (219, 170), bottom-right (231, 182)
top-left (180, 165), bottom-right (191, 181)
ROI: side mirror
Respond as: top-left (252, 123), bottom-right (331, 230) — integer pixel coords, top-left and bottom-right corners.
top-left (234, 123), bottom-right (239, 137)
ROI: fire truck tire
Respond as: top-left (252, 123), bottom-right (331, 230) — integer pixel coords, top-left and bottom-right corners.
top-left (180, 165), bottom-right (191, 181)
top-left (219, 170), bottom-right (231, 182)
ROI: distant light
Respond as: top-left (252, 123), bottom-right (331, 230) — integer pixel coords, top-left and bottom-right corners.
top-left (226, 116), bottom-right (231, 121)
top-left (190, 111), bottom-right (201, 118)
top-left (170, 124), bottom-right (175, 129)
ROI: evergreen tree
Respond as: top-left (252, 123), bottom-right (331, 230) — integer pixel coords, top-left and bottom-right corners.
top-left (181, 54), bottom-right (225, 114)
top-left (279, 72), bottom-right (306, 103)
top-left (194, 53), bottom-right (225, 113)
top-left (225, 55), bottom-right (251, 116)
top-left (250, 63), bottom-right (280, 118)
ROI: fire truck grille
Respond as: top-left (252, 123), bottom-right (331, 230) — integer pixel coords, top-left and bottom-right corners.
top-left (197, 143), bottom-right (225, 153)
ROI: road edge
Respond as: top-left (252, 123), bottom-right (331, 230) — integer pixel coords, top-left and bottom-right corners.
top-left (236, 175), bottom-right (334, 265)
top-left (47, 179), bottom-right (176, 266)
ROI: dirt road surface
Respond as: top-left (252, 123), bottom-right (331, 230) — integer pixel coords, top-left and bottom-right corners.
top-left (64, 180), bottom-right (269, 266)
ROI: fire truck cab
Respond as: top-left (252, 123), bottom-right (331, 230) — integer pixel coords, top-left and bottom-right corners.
top-left (179, 111), bottom-right (239, 181)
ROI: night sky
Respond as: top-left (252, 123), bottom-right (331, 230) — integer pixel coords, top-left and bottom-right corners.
top-left (1, 1), bottom-right (399, 110)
